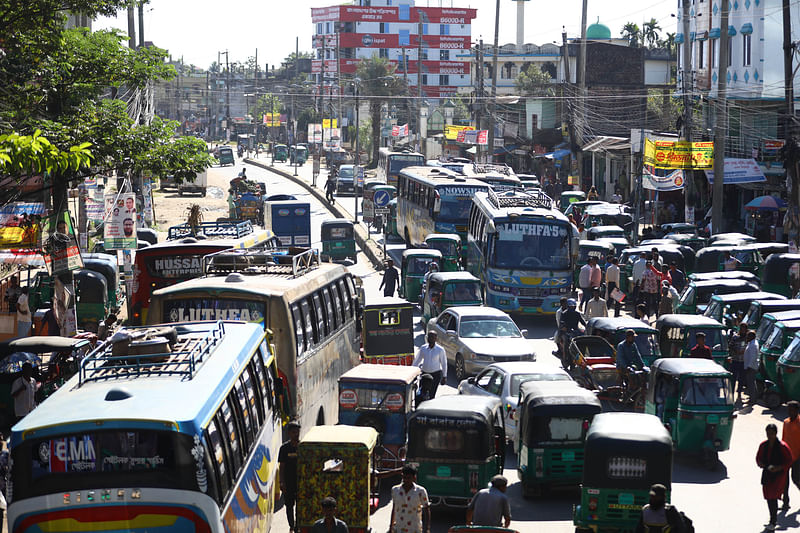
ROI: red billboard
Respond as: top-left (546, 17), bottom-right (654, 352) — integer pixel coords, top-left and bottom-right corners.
top-left (336, 33), bottom-right (470, 50)
top-left (312, 59), bottom-right (469, 76)
top-left (311, 6), bottom-right (477, 24)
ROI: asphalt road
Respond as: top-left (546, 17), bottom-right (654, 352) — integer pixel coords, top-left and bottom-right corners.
top-left (249, 157), bottom-right (793, 533)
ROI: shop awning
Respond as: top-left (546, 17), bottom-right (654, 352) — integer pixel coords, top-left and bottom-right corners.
top-left (0, 250), bottom-right (44, 266)
top-left (582, 136), bottom-right (630, 152)
top-left (494, 143), bottom-right (520, 156)
top-left (741, 23), bottom-right (753, 35)
top-left (541, 148), bottom-right (571, 160)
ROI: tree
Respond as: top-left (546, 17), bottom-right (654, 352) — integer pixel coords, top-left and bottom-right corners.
top-left (620, 22), bottom-right (642, 48)
top-left (642, 18), bottom-right (662, 49)
top-left (515, 64), bottom-right (554, 96)
top-left (355, 56), bottom-right (406, 166)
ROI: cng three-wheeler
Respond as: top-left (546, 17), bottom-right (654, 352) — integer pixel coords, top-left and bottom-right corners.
top-left (400, 248), bottom-right (443, 302)
top-left (360, 297), bottom-right (415, 365)
top-left (646, 358), bottom-right (735, 469)
top-left (321, 219), bottom-right (357, 263)
top-left (421, 271), bottom-right (483, 325)
top-left (517, 381), bottom-right (602, 498)
top-left (573, 412), bottom-right (673, 533)
top-left (424, 233), bottom-right (462, 271)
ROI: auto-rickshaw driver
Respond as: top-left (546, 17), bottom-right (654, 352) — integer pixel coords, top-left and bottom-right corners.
top-left (616, 328), bottom-right (649, 393)
top-left (559, 298), bottom-right (586, 369)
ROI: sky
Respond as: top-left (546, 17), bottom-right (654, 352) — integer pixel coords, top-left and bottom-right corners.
top-left (94, 0), bottom-right (677, 70)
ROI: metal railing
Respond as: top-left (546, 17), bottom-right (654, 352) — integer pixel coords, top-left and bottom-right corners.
top-left (487, 188), bottom-right (553, 210)
top-left (167, 220), bottom-right (254, 240)
top-left (202, 247), bottom-right (319, 278)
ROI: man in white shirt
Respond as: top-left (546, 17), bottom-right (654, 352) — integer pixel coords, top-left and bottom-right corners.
top-left (631, 252), bottom-right (648, 307)
top-left (15, 286), bottom-right (31, 338)
top-left (11, 362), bottom-right (35, 423)
top-left (743, 330), bottom-right (760, 404)
top-left (605, 257), bottom-right (621, 317)
top-left (585, 288), bottom-right (608, 319)
top-left (413, 331), bottom-right (448, 398)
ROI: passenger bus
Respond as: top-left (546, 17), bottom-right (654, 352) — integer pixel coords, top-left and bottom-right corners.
top-left (148, 249), bottom-right (361, 430)
top-left (461, 163), bottom-right (523, 190)
top-left (376, 147), bottom-right (425, 187)
top-left (397, 166), bottom-right (489, 247)
top-left (467, 188), bottom-right (578, 314)
top-left (130, 220), bottom-right (275, 325)
top-left (9, 320), bottom-right (285, 533)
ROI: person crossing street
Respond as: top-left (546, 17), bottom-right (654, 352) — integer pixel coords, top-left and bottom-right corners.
top-left (412, 331), bottom-right (447, 398)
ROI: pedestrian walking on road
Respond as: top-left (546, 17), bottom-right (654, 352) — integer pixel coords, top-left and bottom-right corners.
top-left (605, 257), bottom-right (622, 317)
top-left (466, 475), bottom-right (511, 528)
top-left (641, 260), bottom-right (660, 316)
top-left (782, 401), bottom-right (800, 510)
top-left (757, 423), bottom-right (793, 530)
top-left (379, 259), bottom-right (399, 297)
top-left (634, 483), bottom-right (684, 533)
top-left (578, 256), bottom-right (601, 312)
top-left (657, 283), bottom-right (674, 317)
top-left (390, 465), bottom-right (430, 533)
top-left (669, 261), bottom-right (686, 292)
top-left (585, 287), bottom-right (608, 319)
top-left (279, 420), bottom-right (301, 533)
top-left (15, 286), bottom-right (31, 338)
top-left (325, 176), bottom-right (336, 204)
top-left (311, 497), bottom-right (349, 533)
top-left (728, 323), bottom-right (748, 401)
top-left (412, 331), bottom-right (447, 398)
top-left (744, 331), bottom-right (760, 402)
top-left (11, 362), bottom-right (36, 424)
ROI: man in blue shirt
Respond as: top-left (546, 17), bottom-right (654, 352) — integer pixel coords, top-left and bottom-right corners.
top-left (616, 329), bottom-right (645, 371)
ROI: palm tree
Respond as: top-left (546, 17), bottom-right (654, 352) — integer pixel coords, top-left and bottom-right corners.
top-left (642, 18), bottom-right (662, 48)
top-left (355, 56), bottom-right (407, 166)
top-left (621, 22), bottom-right (642, 48)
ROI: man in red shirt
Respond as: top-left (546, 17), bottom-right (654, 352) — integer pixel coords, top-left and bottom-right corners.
top-left (689, 332), bottom-right (713, 359)
top-left (782, 401), bottom-right (800, 510)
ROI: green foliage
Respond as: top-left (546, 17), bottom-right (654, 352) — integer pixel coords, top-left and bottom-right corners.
top-left (620, 22), bottom-right (642, 48)
top-left (515, 64), bottom-right (554, 96)
top-left (0, 131), bottom-right (92, 176)
top-left (646, 89), bottom-right (683, 134)
top-left (642, 18), bottom-right (662, 48)
top-left (355, 56), bottom-right (406, 165)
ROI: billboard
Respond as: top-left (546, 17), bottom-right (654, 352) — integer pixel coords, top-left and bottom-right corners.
top-left (644, 139), bottom-right (714, 170)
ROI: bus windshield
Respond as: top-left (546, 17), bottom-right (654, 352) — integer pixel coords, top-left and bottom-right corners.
top-left (493, 221), bottom-right (571, 270)
top-left (389, 154), bottom-right (424, 174)
top-left (13, 429), bottom-right (196, 501)
top-left (438, 197), bottom-right (473, 222)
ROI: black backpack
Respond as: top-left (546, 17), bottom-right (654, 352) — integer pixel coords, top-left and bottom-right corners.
top-left (665, 505), bottom-right (694, 533)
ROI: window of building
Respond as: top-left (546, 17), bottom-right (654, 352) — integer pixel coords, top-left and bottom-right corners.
top-left (677, 44), bottom-right (682, 69)
top-left (698, 41), bottom-right (705, 66)
top-left (380, 23), bottom-right (389, 33)
top-left (326, 22), bottom-right (331, 34)
top-left (531, 114), bottom-right (538, 130)
top-left (317, 23), bottom-right (323, 35)
top-left (440, 49), bottom-right (450, 60)
top-left (422, 24), bottom-right (429, 35)
top-left (711, 39), bottom-right (718, 68)
top-left (440, 24), bottom-right (449, 35)
top-left (422, 48), bottom-right (428, 60)
top-left (399, 29), bottom-right (410, 47)
top-left (743, 34), bottom-right (751, 66)
top-left (727, 38), bottom-right (732, 68)
top-left (439, 74), bottom-right (450, 85)
top-left (422, 74), bottom-right (428, 85)
top-left (399, 4), bottom-right (410, 20)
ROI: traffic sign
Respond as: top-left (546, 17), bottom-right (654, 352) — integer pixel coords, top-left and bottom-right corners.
top-left (374, 190), bottom-right (391, 208)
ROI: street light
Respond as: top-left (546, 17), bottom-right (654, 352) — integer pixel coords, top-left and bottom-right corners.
top-left (353, 77), bottom-right (361, 223)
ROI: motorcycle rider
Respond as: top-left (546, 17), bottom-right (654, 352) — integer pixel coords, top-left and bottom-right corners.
top-left (558, 299), bottom-right (586, 369)
top-left (616, 329), bottom-right (648, 390)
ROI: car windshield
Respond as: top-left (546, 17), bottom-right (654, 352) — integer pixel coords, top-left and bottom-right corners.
top-left (339, 167), bottom-right (354, 178)
top-left (680, 377), bottom-right (733, 406)
top-left (443, 281), bottom-right (481, 302)
top-left (408, 257), bottom-right (437, 274)
top-left (427, 240), bottom-right (458, 256)
top-left (703, 301), bottom-right (721, 320)
top-left (493, 222), bottom-right (571, 270)
top-left (529, 417), bottom-right (589, 443)
top-left (679, 287), bottom-right (695, 306)
top-left (757, 320), bottom-right (777, 344)
top-left (437, 198), bottom-right (472, 222)
top-left (459, 316), bottom-right (521, 338)
top-left (510, 373), bottom-right (570, 396)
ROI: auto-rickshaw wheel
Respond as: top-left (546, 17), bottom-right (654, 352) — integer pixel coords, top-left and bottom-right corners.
top-left (455, 354), bottom-right (466, 382)
top-left (764, 391), bottom-right (782, 410)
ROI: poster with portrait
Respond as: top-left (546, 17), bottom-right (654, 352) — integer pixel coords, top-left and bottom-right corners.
top-left (54, 274), bottom-right (78, 337)
top-left (42, 211), bottom-right (83, 275)
top-left (104, 192), bottom-right (137, 250)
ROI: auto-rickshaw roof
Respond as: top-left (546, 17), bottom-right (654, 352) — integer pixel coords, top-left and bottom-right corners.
top-left (708, 232), bottom-right (756, 244)
top-left (763, 310), bottom-right (800, 322)
top-left (428, 271), bottom-right (480, 283)
top-left (0, 336), bottom-right (91, 357)
top-left (586, 413), bottom-right (672, 447)
top-left (299, 425), bottom-right (378, 449)
top-left (652, 357), bottom-right (731, 377)
top-left (411, 395), bottom-right (500, 423)
top-left (772, 319), bottom-right (800, 332)
top-left (561, 191), bottom-right (586, 199)
top-left (764, 253), bottom-right (800, 275)
top-left (708, 291), bottom-right (785, 304)
top-left (587, 225), bottom-right (625, 234)
top-left (696, 244), bottom-right (762, 258)
top-left (321, 219), bottom-right (354, 228)
top-left (339, 363), bottom-right (421, 384)
top-left (689, 279), bottom-right (760, 291)
top-left (586, 316), bottom-right (657, 334)
top-left (579, 240), bottom-right (615, 251)
top-left (665, 232), bottom-right (703, 240)
top-left (425, 233), bottom-right (461, 243)
top-left (402, 248), bottom-right (443, 259)
top-left (750, 243), bottom-right (790, 257)
top-left (688, 271), bottom-right (760, 283)
top-left (520, 381), bottom-right (602, 412)
top-left (585, 203), bottom-right (632, 216)
top-left (662, 222), bottom-right (698, 233)
top-left (655, 314), bottom-right (726, 329)
top-left (363, 296), bottom-right (413, 310)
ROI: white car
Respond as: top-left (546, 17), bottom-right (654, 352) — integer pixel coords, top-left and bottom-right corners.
top-left (457, 361), bottom-right (572, 452)
top-left (427, 306), bottom-right (536, 381)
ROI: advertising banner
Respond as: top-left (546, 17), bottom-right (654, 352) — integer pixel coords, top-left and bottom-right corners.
top-left (312, 6), bottom-right (476, 24)
top-left (42, 212), bottom-right (83, 275)
top-left (644, 139), bottom-right (714, 169)
top-left (391, 124), bottom-right (409, 137)
top-left (263, 113), bottom-right (282, 127)
top-left (704, 158), bottom-right (767, 184)
top-left (0, 202), bottom-right (44, 249)
top-left (308, 123), bottom-right (323, 143)
top-left (445, 125), bottom-right (474, 140)
top-left (322, 119), bottom-right (338, 129)
top-left (103, 192), bottom-right (137, 250)
top-left (642, 169), bottom-right (685, 191)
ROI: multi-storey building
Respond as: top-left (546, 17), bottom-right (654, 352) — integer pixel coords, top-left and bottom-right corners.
top-left (310, 0), bottom-right (477, 100)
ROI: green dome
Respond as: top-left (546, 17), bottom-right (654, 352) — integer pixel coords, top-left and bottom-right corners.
top-left (586, 19), bottom-right (611, 40)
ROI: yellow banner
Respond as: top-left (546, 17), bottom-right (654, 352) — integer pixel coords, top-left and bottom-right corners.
top-left (445, 125), bottom-right (475, 140)
top-left (263, 113), bottom-right (281, 127)
top-left (322, 119), bottom-right (338, 129)
top-left (644, 139), bottom-right (714, 169)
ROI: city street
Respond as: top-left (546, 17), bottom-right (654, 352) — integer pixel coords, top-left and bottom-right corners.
top-left (239, 156), bottom-right (798, 533)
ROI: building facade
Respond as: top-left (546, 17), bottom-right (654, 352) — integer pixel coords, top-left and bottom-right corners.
top-left (310, 0), bottom-right (477, 100)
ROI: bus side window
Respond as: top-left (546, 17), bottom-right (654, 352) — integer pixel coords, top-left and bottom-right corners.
top-left (221, 397), bottom-right (244, 472)
top-left (322, 286), bottom-right (337, 331)
top-left (207, 414), bottom-right (232, 502)
top-left (252, 352), bottom-right (271, 412)
top-left (246, 362), bottom-right (265, 424)
top-left (235, 376), bottom-right (256, 445)
top-left (290, 303), bottom-right (306, 356)
top-left (300, 298), bottom-right (317, 347)
top-left (331, 282), bottom-right (344, 326)
top-left (312, 292), bottom-right (328, 340)
top-left (343, 277), bottom-right (356, 317)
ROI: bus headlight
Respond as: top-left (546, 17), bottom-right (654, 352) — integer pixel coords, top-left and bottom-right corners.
top-left (488, 282), bottom-right (512, 293)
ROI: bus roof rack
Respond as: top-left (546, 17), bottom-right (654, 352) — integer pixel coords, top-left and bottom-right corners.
top-left (471, 163), bottom-right (514, 176)
top-left (167, 220), bottom-right (254, 240)
top-left (487, 188), bottom-right (553, 210)
top-left (79, 321), bottom-right (226, 385)
top-left (203, 247), bottom-right (319, 277)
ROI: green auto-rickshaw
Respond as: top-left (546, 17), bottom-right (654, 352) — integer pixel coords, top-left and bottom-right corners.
top-left (73, 269), bottom-right (108, 333)
top-left (761, 253), bottom-right (800, 297)
top-left (755, 310), bottom-right (800, 345)
top-left (407, 395), bottom-right (505, 507)
top-left (703, 292), bottom-right (786, 329)
top-left (559, 190), bottom-right (587, 212)
top-left (596, 237), bottom-right (629, 258)
top-left (386, 198), bottom-right (400, 239)
top-left (586, 225), bottom-right (626, 242)
top-left (664, 232), bottom-right (707, 252)
top-left (645, 358), bottom-right (735, 469)
top-left (760, 319), bottom-right (800, 385)
top-left (83, 253), bottom-right (122, 310)
top-left (290, 145), bottom-right (308, 165)
top-left (744, 300), bottom-right (800, 331)
top-left (217, 146), bottom-right (235, 166)
top-left (297, 425), bottom-right (378, 533)
top-left (273, 143), bottom-right (288, 162)
top-left (424, 233), bottom-right (462, 271)
top-left (619, 245), bottom-right (690, 294)
top-left (574, 240), bottom-right (614, 287)
top-left (585, 317), bottom-right (661, 366)
top-left (656, 314), bottom-right (729, 365)
top-left (321, 219), bottom-right (357, 263)
top-left (688, 271), bottom-right (761, 285)
top-left (400, 248), bottom-right (442, 302)
top-left (675, 278), bottom-right (760, 315)
top-left (517, 381), bottom-right (602, 498)
top-left (661, 222), bottom-right (698, 234)
top-left (573, 412), bottom-right (673, 533)
top-left (777, 332), bottom-right (800, 402)
top-left (360, 297), bottom-right (415, 365)
top-left (421, 271), bottom-right (482, 324)
top-left (694, 245), bottom-right (763, 275)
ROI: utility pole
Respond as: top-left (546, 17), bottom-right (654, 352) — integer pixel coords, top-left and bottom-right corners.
top-left (354, 81), bottom-right (360, 223)
top-left (322, 33), bottom-right (327, 149)
top-left (137, 1), bottom-right (144, 48)
top-left (418, 20), bottom-right (424, 151)
top-left (577, 0), bottom-right (588, 185)
top-left (337, 30), bottom-right (342, 130)
top-left (487, 0), bottom-right (500, 163)
top-left (127, 5), bottom-right (136, 48)
top-left (476, 40), bottom-right (484, 162)
top-left (682, 0), bottom-right (695, 223)
top-left (562, 28), bottom-right (578, 190)
top-left (225, 51), bottom-right (231, 139)
top-left (783, 0), bottom-right (799, 211)
top-left (711, 0), bottom-right (729, 235)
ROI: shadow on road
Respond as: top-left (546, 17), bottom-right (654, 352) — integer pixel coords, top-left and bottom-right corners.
top-left (672, 453), bottom-right (729, 484)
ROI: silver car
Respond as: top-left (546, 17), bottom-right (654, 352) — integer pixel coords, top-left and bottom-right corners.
top-left (426, 306), bottom-right (535, 381)
top-left (457, 361), bottom-right (573, 453)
